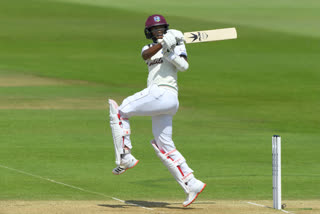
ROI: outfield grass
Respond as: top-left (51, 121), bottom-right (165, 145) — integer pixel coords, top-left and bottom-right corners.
top-left (0, 0), bottom-right (319, 201)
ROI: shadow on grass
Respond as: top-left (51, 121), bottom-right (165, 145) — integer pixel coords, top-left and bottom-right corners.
top-left (98, 200), bottom-right (215, 209)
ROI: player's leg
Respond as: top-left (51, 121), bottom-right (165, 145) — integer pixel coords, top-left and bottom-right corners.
top-left (118, 84), bottom-right (181, 117)
top-left (151, 114), bottom-right (206, 207)
top-left (108, 99), bottom-right (138, 175)
top-left (109, 84), bottom-right (170, 175)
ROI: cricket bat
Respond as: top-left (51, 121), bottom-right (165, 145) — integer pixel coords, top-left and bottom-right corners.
top-left (184, 27), bottom-right (237, 44)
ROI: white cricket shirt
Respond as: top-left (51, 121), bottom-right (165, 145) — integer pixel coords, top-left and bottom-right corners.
top-left (141, 42), bottom-right (187, 91)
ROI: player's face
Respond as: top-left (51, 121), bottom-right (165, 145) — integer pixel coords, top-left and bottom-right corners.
top-left (150, 25), bottom-right (166, 39)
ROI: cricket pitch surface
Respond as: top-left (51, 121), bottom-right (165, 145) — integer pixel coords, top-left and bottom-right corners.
top-left (0, 200), bottom-right (319, 214)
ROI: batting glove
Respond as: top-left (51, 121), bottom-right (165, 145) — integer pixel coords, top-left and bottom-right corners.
top-left (163, 32), bottom-right (177, 51)
top-left (167, 29), bottom-right (184, 45)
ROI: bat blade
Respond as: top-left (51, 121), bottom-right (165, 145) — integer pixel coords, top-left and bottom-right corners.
top-left (184, 28), bottom-right (237, 44)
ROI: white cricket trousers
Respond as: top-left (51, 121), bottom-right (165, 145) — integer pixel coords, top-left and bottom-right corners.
top-left (118, 84), bottom-right (193, 176)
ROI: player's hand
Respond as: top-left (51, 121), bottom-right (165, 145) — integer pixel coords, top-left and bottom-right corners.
top-left (162, 47), bottom-right (174, 58)
top-left (167, 29), bottom-right (184, 44)
top-left (163, 32), bottom-right (177, 51)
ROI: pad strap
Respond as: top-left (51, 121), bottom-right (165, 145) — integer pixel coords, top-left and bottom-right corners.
top-left (122, 129), bottom-right (131, 136)
top-left (182, 172), bottom-right (194, 183)
top-left (163, 149), bottom-right (186, 166)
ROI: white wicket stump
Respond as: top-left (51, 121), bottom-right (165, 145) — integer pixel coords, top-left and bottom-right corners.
top-left (272, 135), bottom-right (281, 209)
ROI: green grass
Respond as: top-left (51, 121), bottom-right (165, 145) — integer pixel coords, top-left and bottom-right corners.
top-left (52, 0), bottom-right (320, 38)
top-left (0, 0), bottom-right (319, 201)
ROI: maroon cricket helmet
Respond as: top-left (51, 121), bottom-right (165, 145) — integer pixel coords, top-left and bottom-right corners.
top-left (144, 14), bottom-right (169, 40)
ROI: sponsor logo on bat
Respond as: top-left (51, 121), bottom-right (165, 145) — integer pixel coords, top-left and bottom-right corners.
top-left (189, 32), bottom-right (209, 42)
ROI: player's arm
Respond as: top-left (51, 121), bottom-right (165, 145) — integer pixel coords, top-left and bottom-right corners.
top-left (142, 44), bottom-right (162, 60)
top-left (164, 51), bottom-right (189, 71)
top-left (162, 30), bottom-right (189, 71)
top-left (180, 55), bottom-right (188, 62)
top-left (160, 32), bottom-right (188, 71)
top-left (142, 30), bottom-right (178, 60)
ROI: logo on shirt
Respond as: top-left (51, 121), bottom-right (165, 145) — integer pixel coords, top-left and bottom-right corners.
top-left (154, 16), bottom-right (161, 22)
top-left (148, 58), bottom-right (163, 66)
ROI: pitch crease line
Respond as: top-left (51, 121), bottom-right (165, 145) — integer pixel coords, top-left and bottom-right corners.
top-left (247, 202), bottom-right (294, 214)
top-left (0, 164), bottom-right (153, 210)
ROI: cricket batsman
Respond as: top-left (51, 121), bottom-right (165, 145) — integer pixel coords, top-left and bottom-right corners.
top-left (108, 14), bottom-right (206, 207)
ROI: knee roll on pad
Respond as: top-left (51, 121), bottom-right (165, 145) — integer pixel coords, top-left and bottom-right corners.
top-left (150, 139), bottom-right (194, 193)
top-left (109, 99), bottom-right (131, 165)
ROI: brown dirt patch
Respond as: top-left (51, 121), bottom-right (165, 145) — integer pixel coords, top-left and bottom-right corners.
top-left (0, 74), bottom-right (89, 87)
top-left (0, 98), bottom-right (107, 110)
top-left (0, 200), bottom-right (319, 214)
top-left (0, 72), bottom-right (110, 110)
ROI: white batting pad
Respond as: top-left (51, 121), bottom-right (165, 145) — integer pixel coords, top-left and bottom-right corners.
top-left (109, 99), bottom-right (130, 165)
top-left (151, 140), bottom-right (192, 194)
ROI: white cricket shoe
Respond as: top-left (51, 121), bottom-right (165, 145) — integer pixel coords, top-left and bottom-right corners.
top-left (112, 154), bottom-right (139, 175)
top-left (183, 179), bottom-right (206, 207)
